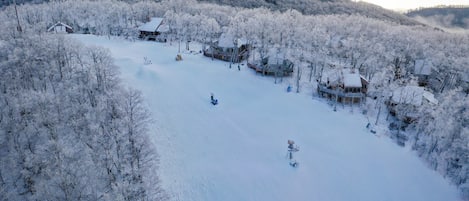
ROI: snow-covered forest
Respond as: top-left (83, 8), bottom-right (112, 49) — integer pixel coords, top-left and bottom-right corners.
top-left (0, 36), bottom-right (167, 200)
top-left (0, 5), bottom-right (167, 201)
top-left (0, 0), bottom-right (468, 199)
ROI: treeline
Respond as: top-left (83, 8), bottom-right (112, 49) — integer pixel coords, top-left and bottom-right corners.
top-left (0, 0), bottom-right (170, 37)
top-left (0, 26), bottom-right (166, 201)
top-left (0, 0), bottom-right (161, 7)
top-left (0, 0), bottom-right (48, 6)
top-left (1, 0), bottom-right (422, 26)
top-left (198, 0), bottom-right (422, 26)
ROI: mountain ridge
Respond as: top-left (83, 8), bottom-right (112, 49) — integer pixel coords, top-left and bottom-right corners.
top-left (406, 6), bottom-right (469, 29)
top-left (198, 0), bottom-right (423, 26)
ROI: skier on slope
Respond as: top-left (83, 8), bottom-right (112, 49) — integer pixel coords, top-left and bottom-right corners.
top-left (210, 93), bottom-right (218, 105)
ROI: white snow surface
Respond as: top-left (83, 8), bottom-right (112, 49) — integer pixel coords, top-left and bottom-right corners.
top-left (72, 34), bottom-right (460, 201)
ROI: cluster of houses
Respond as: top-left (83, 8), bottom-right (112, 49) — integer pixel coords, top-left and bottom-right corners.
top-left (51, 18), bottom-right (469, 123)
top-left (42, 18), bottom-right (376, 107)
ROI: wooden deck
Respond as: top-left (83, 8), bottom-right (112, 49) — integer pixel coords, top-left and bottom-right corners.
top-left (203, 49), bottom-right (249, 63)
top-left (317, 84), bottom-right (365, 103)
top-left (247, 59), bottom-right (294, 76)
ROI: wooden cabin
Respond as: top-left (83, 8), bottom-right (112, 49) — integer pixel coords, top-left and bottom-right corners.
top-left (387, 86), bottom-right (438, 123)
top-left (138, 17), bottom-right (168, 41)
top-left (47, 22), bottom-right (73, 34)
top-left (203, 33), bottom-right (249, 63)
top-left (247, 56), bottom-right (294, 76)
top-left (317, 68), bottom-right (368, 103)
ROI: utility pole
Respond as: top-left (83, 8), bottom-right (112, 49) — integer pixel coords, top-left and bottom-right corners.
top-left (13, 0), bottom-right (22, 33)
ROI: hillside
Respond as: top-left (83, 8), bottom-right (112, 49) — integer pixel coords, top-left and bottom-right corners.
top-left (72, 34), bottom-right (460, 201)
top-left (198, 0), bottom-right (423, 26)
top-left (1, 0), bottom-right (422, 26)
top-left (406, 6), bottom-right (469, 29)
top-left (0, 0), bottom-right (159, 7)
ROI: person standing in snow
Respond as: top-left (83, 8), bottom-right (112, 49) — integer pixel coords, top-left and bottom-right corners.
top-left (287, 140), bottom-right (296, 159)
top-left (287, 140), bottom-right (299, 167)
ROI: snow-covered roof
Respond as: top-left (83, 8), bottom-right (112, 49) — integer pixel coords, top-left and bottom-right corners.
top-left (343, 72), bottom-right (362, 88)
top-left (157, 23), bottom-right (169, 33)
top-left (320, 68), bottom-right (363, 88)
top-left (138, 17), bottom-right (163, 32)
top-left (414, 59), bottom-right (432, 76)
top-left (217, 33), bottom-right (247, 48)
top-left (392, 86), bottom-right (423, 106)
top-left (320, 70), bottom-right (340, 86)
top-left (47, 21), bottom-right (72, 32)
top-left (266, 49), bottom-right (286, 65)
top-left (423, 91), bottom-right (438, 105)
top-left (268, 57), bottom-right (284, 65)
top-left (391, 86), bottom-right (438, 106)
top-left (360, 75), bottom-right (369, 84)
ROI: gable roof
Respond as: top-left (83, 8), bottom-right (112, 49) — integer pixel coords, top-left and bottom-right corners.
top-left (320, 67), bottom-right (363, 88)
top-left (266, 49), bottom-right (286, 65)
top-left (47, 22), bottom-right (72, 32)
top-left (392, 86), bottom-right (424, 106)
top-left (138, 17), bottom-right (163, 32)
top-left (157, 23), bottom-right (169, 33)
top-left (343, 72), bottom-right (362, 88)
top-left (217, 33), bottom-right (247, 48)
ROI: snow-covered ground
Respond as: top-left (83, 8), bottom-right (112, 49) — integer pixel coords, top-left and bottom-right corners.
top-left (72, 35), bottom-right (460, 201)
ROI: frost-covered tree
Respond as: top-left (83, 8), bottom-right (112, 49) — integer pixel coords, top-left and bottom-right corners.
top-left (0, 33), bottom-right (167, 201)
